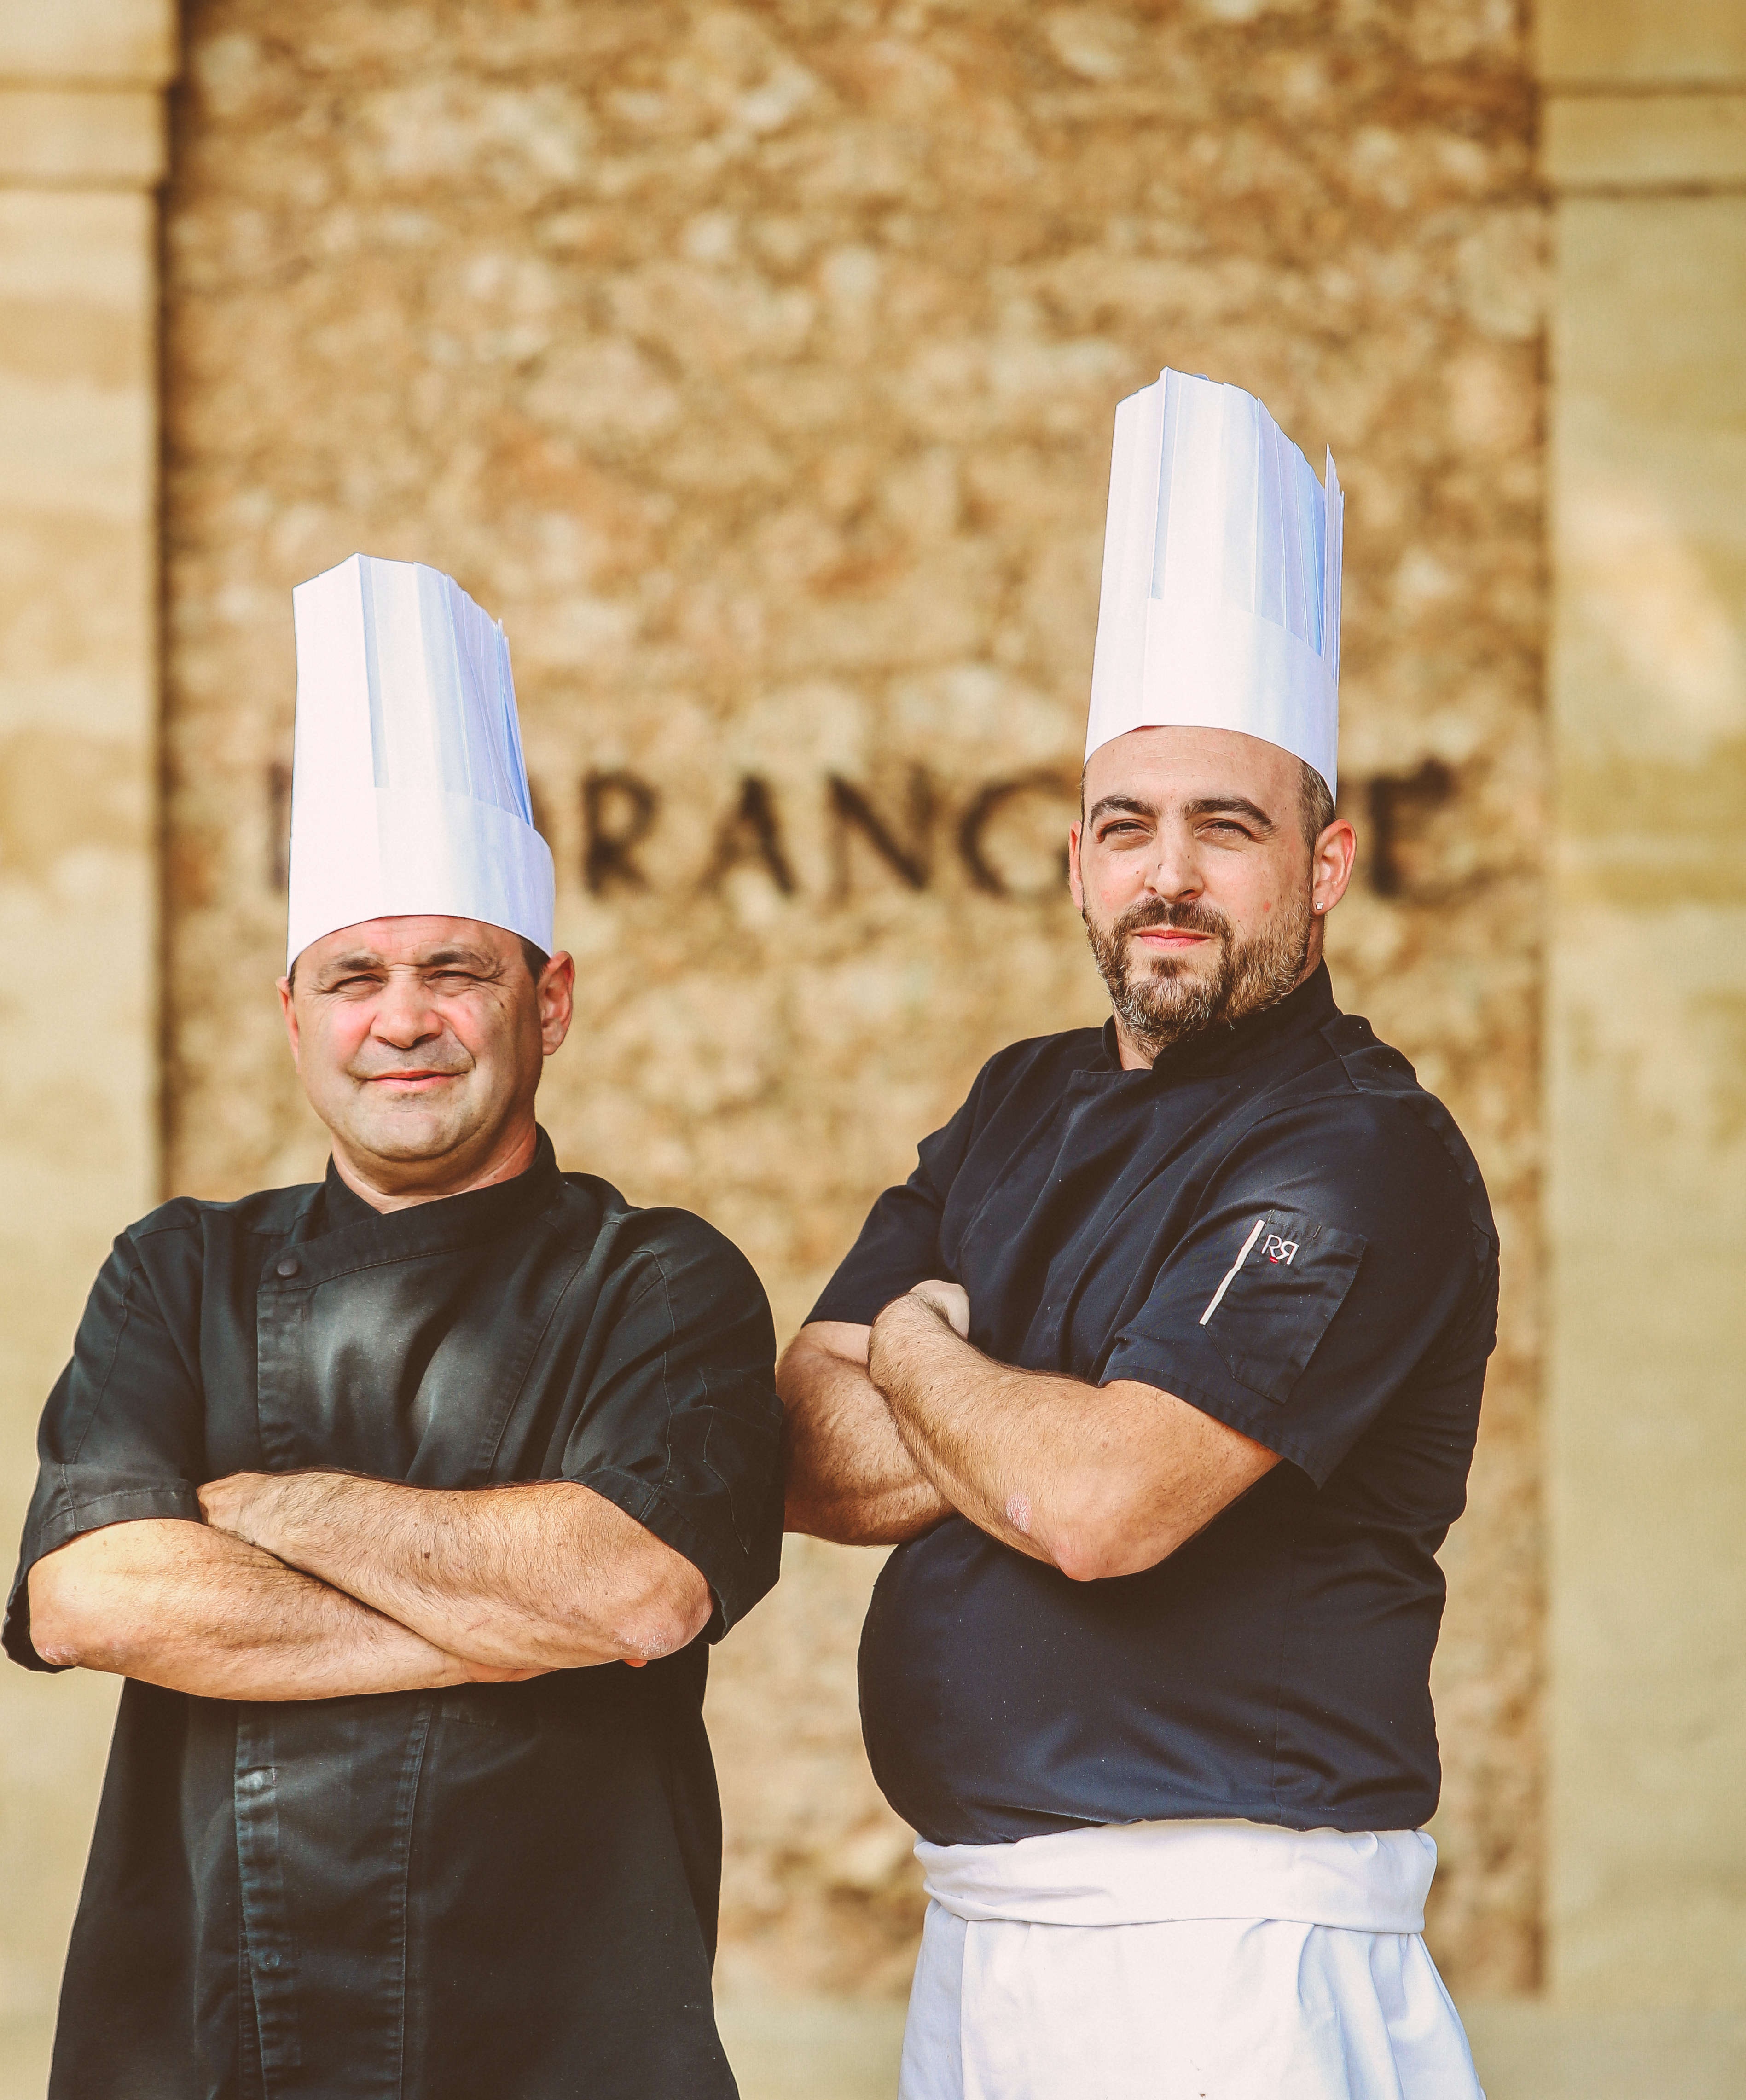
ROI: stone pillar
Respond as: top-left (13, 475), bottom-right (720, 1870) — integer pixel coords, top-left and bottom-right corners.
top-left (1541, 0), bottom-right (1746, 2019)
top-left (0, 0), bottom-right (174, 2081)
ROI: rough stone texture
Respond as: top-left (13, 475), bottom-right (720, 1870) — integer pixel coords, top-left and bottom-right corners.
top-left (161, 0), bottom-right (1545, 1998)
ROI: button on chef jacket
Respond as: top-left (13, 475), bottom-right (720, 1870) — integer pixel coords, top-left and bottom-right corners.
top-left (808, 966), bottom-right (1499, 1846)
top-left (5, 1131), bottom-right (782, 2100)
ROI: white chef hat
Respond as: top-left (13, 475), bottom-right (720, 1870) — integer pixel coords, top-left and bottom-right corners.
top-left (1085, 369), bottom-right (1342, 798)
top-left (286, 554), bottom-right (555, 969)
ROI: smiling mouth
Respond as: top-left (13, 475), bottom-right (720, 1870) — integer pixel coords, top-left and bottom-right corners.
top-left (1133, 928), bottom-right (1212, 949)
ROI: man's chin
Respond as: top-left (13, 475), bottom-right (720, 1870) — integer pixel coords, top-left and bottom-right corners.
top-left (1127, 950), bottom-right (1222, 1004)
top-left (1128, 943), bottom-right (1217, 984)
top-left (1113, 950), bottom-right (1230, 1044)
top-left (340, 1100), bottom-right (475, 1166)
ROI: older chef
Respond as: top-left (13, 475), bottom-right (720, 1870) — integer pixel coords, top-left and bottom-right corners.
top-left (8, 556), bottom-right (783, 2100)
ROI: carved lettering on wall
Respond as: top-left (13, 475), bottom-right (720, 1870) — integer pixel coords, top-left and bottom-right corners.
top-left (581, 770), bottom-right (659, 894)
top-left (267, 760), bottom-right (292, 891)
top-left (959, 770), bottom-right (1077, 898)
top-left (706, 776), bottom-right (798, 895)
top-left (827, 769), bottom-right (933, 896)
top-left (1363, 760), bottom-right (1457, 899)
top-left (265, 761), bottom-right (1468, 905)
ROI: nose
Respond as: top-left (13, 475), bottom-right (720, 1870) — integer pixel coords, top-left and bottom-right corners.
top-left (369, 970), bottom-right (444, 1050)
top-left (1141, 827), bottom-right (1203, 903)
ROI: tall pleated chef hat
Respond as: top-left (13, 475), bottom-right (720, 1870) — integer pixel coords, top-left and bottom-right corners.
top-left (286, 553), bottom-right (554, 970)
top-left (1085, 369), bottom-right (1342, 798)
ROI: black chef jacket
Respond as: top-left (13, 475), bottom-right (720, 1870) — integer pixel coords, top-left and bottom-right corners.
top-left (5, 1131), bottom-right (782, 2100)
top-left (809, 966), bottom-right (1498, 1846)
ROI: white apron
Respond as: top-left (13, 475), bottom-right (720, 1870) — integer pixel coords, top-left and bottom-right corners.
top-left (898, 1820), bottom-right (1484, 2100)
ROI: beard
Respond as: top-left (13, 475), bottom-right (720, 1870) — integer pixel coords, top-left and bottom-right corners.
top-left (1084, 887), bottom-right (1315, 1057)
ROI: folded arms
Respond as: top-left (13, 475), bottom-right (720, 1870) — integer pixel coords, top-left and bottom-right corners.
top-left (29, 1279), bottom-right (1273, 1686)
top-left (780, 1281), bottom-right (1277, 1581)
top-left (28, 1474), bottom-right (712, 1701)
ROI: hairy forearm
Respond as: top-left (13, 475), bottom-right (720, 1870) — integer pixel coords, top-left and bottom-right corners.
top-left (868, 1300), bottom-right (1074, 1562)
top-left (868, 1296), bottom-right (1277, 1581)
top-left (779, 1324), bottom-right (954, 1544)
top-left (27, 1519), bottom-right (480, 1701)
top-left (204, 1474), bottom-right (710, 1671)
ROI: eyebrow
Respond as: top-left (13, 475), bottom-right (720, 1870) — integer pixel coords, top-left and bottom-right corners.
top-left (1086, 795), bottom-right (1158, 825)
top-left (1183, 795), bottom-right (1278, 835)
top-left (1085, 792), bottom-right (1278, 835)
top-left (315, 947), bottom-right (500, 981)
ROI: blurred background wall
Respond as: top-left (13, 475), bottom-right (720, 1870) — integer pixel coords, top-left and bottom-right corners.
top-left (0, 3), bottom-right (1741, 2097)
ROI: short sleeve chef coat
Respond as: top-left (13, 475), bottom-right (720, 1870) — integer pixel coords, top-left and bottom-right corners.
top-left (809, 967), bottom-right (1498, 1846)
top-left (5, 1132), bottom-right (782, 2100)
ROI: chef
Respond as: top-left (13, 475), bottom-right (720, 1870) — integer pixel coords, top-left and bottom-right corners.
top-left (6, 554), bottom-right (783, 2100)
top-left (782, 372), bottom-right (1497, 2099)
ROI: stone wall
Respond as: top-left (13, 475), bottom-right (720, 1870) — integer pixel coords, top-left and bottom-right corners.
top-left (1539, 0), bottom-right (1746, 2012)
top-left (161, 0), bottom-right (1545, 1997)
top-left (0, 0), bottom-right (171, 2056)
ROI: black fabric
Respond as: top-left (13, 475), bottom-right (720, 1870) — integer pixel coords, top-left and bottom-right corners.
top-left (6, 1131), bottom-right (782, 2100)
top-left (809, 967), bottom-right (1498, 1845)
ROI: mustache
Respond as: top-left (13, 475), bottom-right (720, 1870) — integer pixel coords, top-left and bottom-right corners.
top-left (1111, 897), bottom-right (1230, 942)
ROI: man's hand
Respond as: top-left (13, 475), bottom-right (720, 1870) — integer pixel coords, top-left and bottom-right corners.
top-left (197, 1472), bottom-right (280, 1551)
top-left (199, 1471), bottom-right (712, 1673)
top-left (903, 1279), bottom-right (970, 1338)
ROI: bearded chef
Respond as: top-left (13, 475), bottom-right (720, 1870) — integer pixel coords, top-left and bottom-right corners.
top-left (781, 371), bottom-right (1496, 2100)
top-left (8, 555), bottom-right (783, 2100)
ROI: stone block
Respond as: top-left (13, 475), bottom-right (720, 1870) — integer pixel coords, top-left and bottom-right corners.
top-left (0, 88), bottom-right (167, 188)
top-left (1543, 91), bottom-right (1746, 191)
top-left (0, 0), bottom-right (176, 87)
top-left (1538, 1), bottom-right (1746, 88)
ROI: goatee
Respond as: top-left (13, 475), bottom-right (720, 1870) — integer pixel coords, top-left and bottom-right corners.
top-left (1085, 890), bottom-right (1314, 1058)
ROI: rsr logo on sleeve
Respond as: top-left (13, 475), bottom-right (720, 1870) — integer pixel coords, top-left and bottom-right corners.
top-left (1193, 1208), bottom-right (1369, 1405)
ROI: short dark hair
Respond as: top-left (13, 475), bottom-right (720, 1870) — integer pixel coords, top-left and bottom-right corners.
top-left (286, 935), bottom-right (550, 993)
top-left (1297, 760), bottom-right (1335, 850)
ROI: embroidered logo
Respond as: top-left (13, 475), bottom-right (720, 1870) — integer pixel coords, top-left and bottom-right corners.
top-left (1198, 1214), bottom-right (1311, 1327)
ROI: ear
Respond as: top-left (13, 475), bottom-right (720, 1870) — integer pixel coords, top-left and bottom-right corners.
top-left (1311, 818), bottom-right (1358, 918)
top-left (537, 952), bottom-right (576, 1058)
top-left (1067, 821), bottom-right (1085, 913)
top-left (277, 976), bottom-right (302, 1072)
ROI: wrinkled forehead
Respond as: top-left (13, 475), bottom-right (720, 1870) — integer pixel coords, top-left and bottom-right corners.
top-left (295, 913), bottom-right (522, 979)
top-left (1082, 724), bottom-right (1303, 817)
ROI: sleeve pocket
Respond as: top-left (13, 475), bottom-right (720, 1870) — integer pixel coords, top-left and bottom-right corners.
top-left (1195, 1208), bottom-right (1366, 1405)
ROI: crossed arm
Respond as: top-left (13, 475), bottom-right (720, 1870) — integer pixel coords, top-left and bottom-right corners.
top-left (780, 1282), bottom-right (1278, 1582)
top-left (27, 1474), bottom-right (712, 1702)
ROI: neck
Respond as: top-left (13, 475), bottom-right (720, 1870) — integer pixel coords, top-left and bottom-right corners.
top-left (329, 1117), bottom-right (541, 1213)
